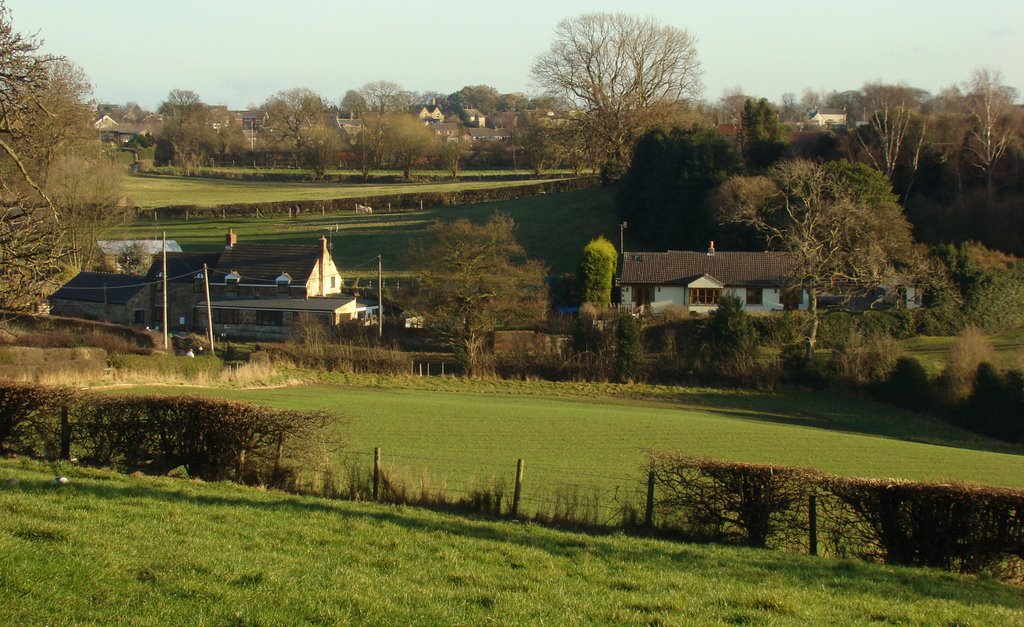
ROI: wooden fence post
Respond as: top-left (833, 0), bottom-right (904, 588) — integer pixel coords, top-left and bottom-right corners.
top-left (511, 458), bottom-right (524, 517)
top-left (644, 470), bottom-right (656, 529)
top-left (373, 447), bottom-right (381, 501)
top-left (59, 405), bottom-right (71, 461)
top-left (808, 494), bottom-right (818, 556)
top-left (272, 433), bottom-right (285, 481)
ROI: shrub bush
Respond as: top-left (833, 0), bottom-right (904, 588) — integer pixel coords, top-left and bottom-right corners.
top-left (752, 311), bottom-right (806, 347)
top-left (73, 393), bottom-right (334, 484)
top-left (872, 357), bottom-right (933, 412)
top-left (965, 363), bottom-right (1024, 443)
top-left (108, 353), bottom-right (224, 380)
top-left (820, 476), bottom-right (1024, 575)
top-left (0, 382), bottom-right (73, 456)
top-left (647, 453), bottom-right (816, 548)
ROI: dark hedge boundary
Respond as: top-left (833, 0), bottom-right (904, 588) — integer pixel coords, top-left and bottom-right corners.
top-left (137, 176), bottom-right (598, 218)
top-left (647, 453), bottom-right (1024, 582)
top-left (0, 381), bottom-right (333, 487)
top-left (146, 167), bottom-right (574, 184)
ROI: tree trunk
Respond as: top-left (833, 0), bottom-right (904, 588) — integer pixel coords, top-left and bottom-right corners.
top-left (804, 286), bottom-right (819, 362)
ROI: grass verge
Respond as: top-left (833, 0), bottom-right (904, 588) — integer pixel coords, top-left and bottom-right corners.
top-left (1, 457), bottom-right (1021, 625)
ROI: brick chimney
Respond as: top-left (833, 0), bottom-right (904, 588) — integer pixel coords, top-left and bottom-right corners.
top-left (707, 240), bottom-right (716, 256)
top-left (225, 228), bottom-right (237, 249)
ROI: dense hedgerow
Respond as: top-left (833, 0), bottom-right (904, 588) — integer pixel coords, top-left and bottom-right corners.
top-left (646, 453), bottom-right (1024, 579)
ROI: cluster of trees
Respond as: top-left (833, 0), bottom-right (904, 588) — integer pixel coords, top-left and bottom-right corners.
top-left (148, 81), bottom-right (573, 179)
top-left (0, 2), bottom-right (126, 310)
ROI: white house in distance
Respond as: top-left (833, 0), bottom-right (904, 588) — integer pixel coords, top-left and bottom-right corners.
top-left (619, 245), bottom-right (809, 315)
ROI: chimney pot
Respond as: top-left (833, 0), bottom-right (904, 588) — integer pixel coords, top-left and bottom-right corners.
top-left (707, 240), bottom-right (716, 256)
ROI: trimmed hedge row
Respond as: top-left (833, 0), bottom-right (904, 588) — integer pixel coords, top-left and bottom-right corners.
top-left (140, 176), bottom-right (598, 218)
top-left (647, 453), bottom-right (1024, 579)
top-left (0, 382), bottom-right (334, 487)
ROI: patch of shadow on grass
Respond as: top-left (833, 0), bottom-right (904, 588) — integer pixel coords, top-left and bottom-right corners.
top-left (12, 526), bottom-right (67, 543)
top-left (230, 573), bottom-right (264, 587)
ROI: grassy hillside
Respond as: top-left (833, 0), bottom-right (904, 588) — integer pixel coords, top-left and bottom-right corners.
top-left (113, 187), bottom-right (618, 274)
top-left (118, 380), bottom-right (1024, 518)
top-left (2, 457), bottom-right (1021, 625)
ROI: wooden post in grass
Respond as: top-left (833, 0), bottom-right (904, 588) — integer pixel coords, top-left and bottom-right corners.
top-left (644, 470), bottom-right (656, 529)
top-left (373, 447), bottom-right (381, 501)
top-left (512, 458), bottom-right (524, 517)
top-left (272, 434), bottom-right (285, 482)
top-left (59, 405), bottom-right (71, 461)
top-left (808, 494), bottom-right (818, 556)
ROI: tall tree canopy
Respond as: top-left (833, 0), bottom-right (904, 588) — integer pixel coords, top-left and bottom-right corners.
top-left (739, 98), bottom-right (785, 172)
top-left (531, 13), bottom-right (702, 176)
top-left (617, 126), bottom-right (741, 250)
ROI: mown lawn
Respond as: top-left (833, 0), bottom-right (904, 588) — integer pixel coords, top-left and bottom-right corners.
top-left (116, 379), bottom-right (1024, 517)
top-left (123, 173), bottom-right (563, 209)
top-left (114, 186), bottom-right (618, 274)
top-left (2, 458), bottom-right (1021, 625)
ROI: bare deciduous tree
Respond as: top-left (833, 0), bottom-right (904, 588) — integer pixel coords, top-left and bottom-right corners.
top-left (531, 13), bottom-right (702, 173)
top-left (262, 87), bottom-right (328, 160)
top-left (384, 114), bottom-right (435, 179)
top-left (158, 89), bottom-right (212, 173)
top-left (856, 82), bottom-right (929, 199)
top-left (963, 68), bottom-right (1019, 199)
top-left (407, 214), bottom-right (548, 376)
top-left (0, 1), bottom-right (72, 310)
top-left (46, 153), bottom-right (125, 270)
top-left (716, 160), bottom-right (918, 358)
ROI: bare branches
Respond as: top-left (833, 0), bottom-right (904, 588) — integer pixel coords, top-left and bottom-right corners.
top-left (531, 13), bottom-right (702, 169)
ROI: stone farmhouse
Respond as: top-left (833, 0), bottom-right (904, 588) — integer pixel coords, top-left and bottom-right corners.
top-left (50, 230), bottom-right (378, 341)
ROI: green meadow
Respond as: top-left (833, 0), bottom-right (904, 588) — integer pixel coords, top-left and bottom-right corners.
top-left (114, 186), bottom-right (618, 274)
top-left (123, 173), bottom-right (563, 209)
top-left (2, 457), bottom-right (1022, 625)
top-left (119, 379), bottom-right (1024, 516)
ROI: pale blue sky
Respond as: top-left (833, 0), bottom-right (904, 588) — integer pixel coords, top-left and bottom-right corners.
top-left (9, 0), bottom-right (1022, 110)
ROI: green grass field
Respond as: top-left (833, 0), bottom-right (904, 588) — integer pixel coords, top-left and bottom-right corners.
top-left (114, 186), bottom-right (618, 274)
top-left (903, 327), bottom-right (1024, 376)
top-left (3, 457), bottom-right (1021, 625)
top-left (116, 379), bottom-right (1024, 519)
top-left (123, 173), bottom-right (562, 209)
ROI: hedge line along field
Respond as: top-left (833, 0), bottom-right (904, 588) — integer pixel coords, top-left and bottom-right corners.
top-left (123, 382), bottom-right (1024, 511)
top-left (113, 186), bottom-right (617, 274)
top-left (2, 458), bottom-right (1022, 625)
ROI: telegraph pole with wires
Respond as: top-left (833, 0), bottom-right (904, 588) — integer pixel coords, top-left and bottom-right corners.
top-left (203, 263), bottom-right (215, 351)
top-left (162, 232), bottom-right (169, 350)
top-left (377, 255), bottom-right (383, 338)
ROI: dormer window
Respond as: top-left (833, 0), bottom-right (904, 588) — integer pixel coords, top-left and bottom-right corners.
top-left (225, 271), bottom-right (240, 294)
top-left (276, 273), bottom-right (292, 295)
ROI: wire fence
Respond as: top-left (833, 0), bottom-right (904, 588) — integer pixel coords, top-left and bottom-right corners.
top-left (329, 446), bottom-right (648, 527)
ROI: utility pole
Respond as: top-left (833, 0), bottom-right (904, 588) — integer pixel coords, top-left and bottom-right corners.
top-left (203, 263), bottom-right (215, 352)
top-left (377, 255), bottom-right (383, 338)
top-left (162, 231), bottom-right (169, 351)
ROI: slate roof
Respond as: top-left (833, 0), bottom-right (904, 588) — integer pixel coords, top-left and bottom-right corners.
top-left (98, 239), bottom-right (183, 256)
top-left (620, 251), bottom-right (799, 287)
top-left (213, 243), bottom-right (323, 285)
top-left (144, 252), bottom-right (221, 284)
top-left (49, 272), bottom-right (147, 304)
